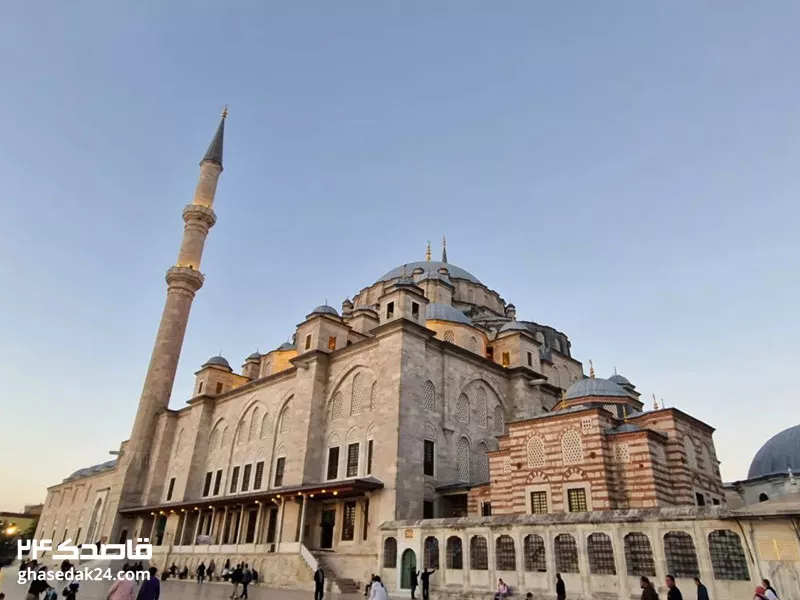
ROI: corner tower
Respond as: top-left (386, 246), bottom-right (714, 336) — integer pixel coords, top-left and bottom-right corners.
top-left (124, 109), bottom-right (227, 503)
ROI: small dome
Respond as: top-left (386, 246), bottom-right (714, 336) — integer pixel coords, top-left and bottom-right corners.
top-left (499, 320), bottom-right (529, 333)
top-left (246, 352), bottom-right (262, 361)
top-left (311, 305), bottom-right (339, 317)
top-left (608, 373), bottom-right (632, 386)
top-left (203, 355), bottom-right (231, 369)
top-left (276, 342), bottom-right (296, 351)
top-left (342, 298), bottom-right (353, 306)
top-left (426, 303), bottom-right (471, 325)
top-left (566, 378), bottom-right (630, 400)
top-left (747, 424), bottom-right (800, 479)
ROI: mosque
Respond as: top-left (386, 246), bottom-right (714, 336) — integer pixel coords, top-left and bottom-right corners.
top-left (33, 113), bottom-right (800, 599)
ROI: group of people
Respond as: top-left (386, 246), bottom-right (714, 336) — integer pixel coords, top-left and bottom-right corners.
top-left (21, 562), bottom-right (161, 600)
top-left (189, 560), bottom-right (257, 598)
top-left (640, 574), bottom-right (781, 600)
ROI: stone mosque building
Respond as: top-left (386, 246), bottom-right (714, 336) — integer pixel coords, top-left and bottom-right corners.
top-left (34, 113), bottom-right (800, 599)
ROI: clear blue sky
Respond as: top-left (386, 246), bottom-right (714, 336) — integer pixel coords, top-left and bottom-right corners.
top-left (2, 2), bottom-right (798, 511)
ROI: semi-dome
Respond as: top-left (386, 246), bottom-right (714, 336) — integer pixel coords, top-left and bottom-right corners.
top-left (276, 342), bottom-right (296, 351)
top-left (747, 424), bottom-right (800, 479)
top-left (499, 320), bottom-right (529, 333)
top-left (203, 355), bottom-right (231, 369)
top-left (566, 378), bottom-right (630, 400)
top-left (427, 303), bottom-right (472, 325)
top-left (379, 261), bottom-right (480, 284)
top-left (311, 304), bottom-right (339, 316)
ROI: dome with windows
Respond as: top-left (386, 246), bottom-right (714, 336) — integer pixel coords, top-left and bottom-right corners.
top-left (565, 377), bottom-right (630, 400)
top-left (427, 302), bottom-right (472, 325)
top-left (747, 424), bottom-right (800, 479)
top-left (379, 261), bottom-right (480, 284)
top-left (203, 355), bottom-right (231, 370)
top-left (310, 304), bottom-right (339, 316)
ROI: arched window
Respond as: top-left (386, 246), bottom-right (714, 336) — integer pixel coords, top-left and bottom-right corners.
top-left (554, 533), bottom-right (579, 573)
top-left (424, 536), bottom-right (439, 569)
top-left (708, 530), bottom-right (750, 580)
top-left (237, 421), bottom-right (247, 445)
top-left (278, 406), bottom-right (291, 434)
top-left (443, 330), bottom-right (455, 343)
top-left (664, 532), bottom-right (700, 579)
top-left (495, 535), bottom-right (516, 571)
top-left (422, 381), bottom-right (436, 412)
top-left (624, 532), bottom-right (656, 576)
top-left (446, 536), bottom-right (463, 569)
top-left (456, 394), bottom-right (470, 423)
top-left (475, 442), bottom-right (489, 482)
top-left (383, 537), bottom-right (397, 568)
top-left (470, 536), bottom-right (488, 570)
top-left (370, 381), bottom-right (377, 410)
top-left (210, 428), bottom-right (220, 451)
top-left (493, 406), bottom-right (505, 434)
top-left (351, 373), bottom-right (368, 415)
top-left (523, 534), bottom-right (546, 572)
top-left (456, 437), bottom-right (470, 482)
top-left (759, 493), bottom-right (769, 502)
top-left (684, 438), bottom-right (697, 469)
top-left (561, 429), bottom-right (583, 465)
top-left (468, 337), bottom-right (478, 353)
top-left (527, 436), bottom-right (545, 468)
top-left (221, 426), bottom-right (230, 447)
top-left (588, 533), bottom-right (616, 575)
top-left (249, 408), bottom-right (260, 441)
top-left (329, 392), bottom-right (344, 421)
top-left (476, 387), bottom-right (488, 428)
top-left (260, 413), bottom-right (270, 439)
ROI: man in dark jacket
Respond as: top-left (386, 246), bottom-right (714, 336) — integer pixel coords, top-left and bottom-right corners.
top-left (640, 576), bottom-right (659, 600)
top-left (665, 575), bottom-right (683, 600)
top-left (693, 577), bottom-right (709, 600)
top-left (230, 565), bottom-right (243, 599)
top-left (137, 568), bottom-right (160, 600)
top-left (239, 566), bottom-right (252, 600)
top-left (409, 567), bottom-right (419, 600)
top-left (420, 568), bottom-right (436, 600)
top-left (314, 567), bottom-right (325, 600)
top-left (196, 562), bottom-right (206, 584)
top-left (556, 573), bottom-right (566, 600)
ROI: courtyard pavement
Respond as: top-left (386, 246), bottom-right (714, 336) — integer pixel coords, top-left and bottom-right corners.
top-left (0, 568), bottom-right (365, 600)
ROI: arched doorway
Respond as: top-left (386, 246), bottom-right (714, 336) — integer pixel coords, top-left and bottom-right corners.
top-left (400, 549), bottom-right (416, 589)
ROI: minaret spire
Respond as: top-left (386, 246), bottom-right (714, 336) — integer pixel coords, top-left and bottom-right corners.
top-left (425, 241), bottom-right (431, 261)
top-left (201, 106), bottom-right (227, 167)
top-left (441, 235), bottom-right (448, 263)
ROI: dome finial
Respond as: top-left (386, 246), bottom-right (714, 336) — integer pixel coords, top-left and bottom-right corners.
top-left (589, 360), bottom-right (595, 378)
top-left (652, 393), bottom-right (659, 410)
top-left (614, 366), bottom-right (618, 375)
top-left (201, 110), bottom-right (226, 166)
top-left (441, 235), bottom-right (448, 263)
top-left (426, 241), bottom-right (431, 261)
top-left (222, 105), bottom-right (228, 119)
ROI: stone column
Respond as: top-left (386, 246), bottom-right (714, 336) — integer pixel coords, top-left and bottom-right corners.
top-left (192, 512), bottom-right (202, 546)
top-left (236, 506), bottom-right (246, 544)
top-left (298, 496), bottom-right (308, 549)
top-left (253, 504), bottom-right (263, 545)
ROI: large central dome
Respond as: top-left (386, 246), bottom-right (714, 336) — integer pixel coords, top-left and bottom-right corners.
top-left (378, 261), bottom-right (481, 284)
top-left (747, 424), bottom-right (800, 479)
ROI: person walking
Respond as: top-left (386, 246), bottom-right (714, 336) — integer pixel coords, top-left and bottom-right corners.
top-left (556, 573), bottom-right (566, 600)
top-left (239, 565), bottom-right (252, 600)
top-left (314, 567), bottom-right (325, 600)
top-left (762, 579), bottom-right (779, 600)
top-left (420, 568), bottom-right (436, 600)
top-left (207, 560), bottom-right (216, 582)
top-left (106, 568), bottom-right (137, 600)
top-left (26, 567), bottom-right (51, 600)
top-left (693, 577), bottom-right (709, 600)
top-left (368, 577), bottom-right (388, 600)
top-left (230, 564), bottom-right (243, 599)
top-left (409, 567), bottom-right (419, 600)
top-left (640, 577), bottom-right (659, 600)
top-left (666, 575), bottom-right (683, 600)
top-left (196, 562), bottom-right (206, 584)
top-left (136, 568), bottom-right (160, 600)
top-left (62, 583), bottom-right (79, 600)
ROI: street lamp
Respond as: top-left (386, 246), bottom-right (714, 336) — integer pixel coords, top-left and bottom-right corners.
top-left (5, 525), bottom-right (18, 536)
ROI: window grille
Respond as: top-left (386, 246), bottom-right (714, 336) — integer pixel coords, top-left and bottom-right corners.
top-left (470, 536), bottom-right (488, 570)
top-left (588, 533), bottom-right (616, 575)
top-left (341, 502), bottom-right (356, 541)
top-left (554, 533), bottom-right (579, 573)
top-left (581, 418), bottom-right (593, 434)
top-left (351, 374), bottom-right (368, 415)
top-left (346, 443), bottom-right (359, 477)
top-left (424, 537), bottom-right (440, 569)
top-left (253, 461), bottom-right (264, 490)
top-left (229, 466), bottom-right (240, 493)
top-left (614, 444), bottom-right (630, 463)
top-left (457, 437), bottom-right (470, 482)
top-left (443, 330), bottom-right (455, 343)
top-left (456, 394), bottom-right (470, 423)
top-left (446, 536), bottom-right (463, 569)
top-left (664, 531), bottom-right (700, 579)
top-left (469, 337), bottom-right (478, 353)
top-left (330, 392), bottom-right (344, 420)
top-left (530, 491), bottom-right (547, 514)
top-left (561, 429), bottom-right (584, 465)
top-left (503, 456), bottom-right (512, 474)
top-left (602, 404), bottom-right (618, 418)
top-left (524, 534), bottom-right (546, 572)
top-left (273, 457), bottom-right (285, 487)
top-left (527, 436), bottom-right (546, 468)
top-left (476, 387), bottom-right (488, 428)
top-left (327, 447), bottom-right (340, 480)
top-left (424, 440), bottom-right (435, 476)
top-left (624, 532), bottom-right (656, 576)
top-left (241, 464), bottom-right (252, 492)
top-left (423, 381), bottom-right (436, 412)
top-left (708, 530), bottom-right (750, 580)
top-left (370, 381), bottom-right (377, 410)
top-left (494, 406), bottom-right (505, 434)
top-left (475, 442), bottom-right (490, 482)
top-left (567, 488), bottom-right (587, 512)
top-left (495, 535), bottom-right (516, 571)
top-left (383, 538), bottom-right (397, 568)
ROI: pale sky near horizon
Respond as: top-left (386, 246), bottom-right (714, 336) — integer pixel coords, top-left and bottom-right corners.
top-left (1, 2), bottom-right (799, 511)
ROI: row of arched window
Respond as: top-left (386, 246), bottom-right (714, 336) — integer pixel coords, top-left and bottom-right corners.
top-left (524, 430), bottom-right (584, 468)
top-left (455, 388), bottom-right (505, 434)
top-left (329, 374), bottom-right (378, 420)
top-left (383, 529), bottom-right (750, 580)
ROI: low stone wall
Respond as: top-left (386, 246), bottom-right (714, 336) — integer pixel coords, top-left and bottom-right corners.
top-left (159, 553), bottom-right (314, 590)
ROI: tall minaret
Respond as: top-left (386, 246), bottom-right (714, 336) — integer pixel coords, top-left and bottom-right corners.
top-left (124, 109), bottom-right (226, 500)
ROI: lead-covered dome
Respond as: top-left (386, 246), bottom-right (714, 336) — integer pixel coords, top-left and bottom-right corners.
top-left (311, 304), bottom-right (339, 316)
top-left (566, 378), bottom-right (630, 400)
top-left (203, 355), bottom-right (231, 369)
top-left (747, 424), bottom-right (800, 479)
top-left (379, 261), bottom-right (480, 284)
top-left (608, 374), bottom-right (631, 386)
top-left (427, 302), bottom-right (472, 325)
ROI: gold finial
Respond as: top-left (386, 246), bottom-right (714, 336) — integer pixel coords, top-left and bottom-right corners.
top-left (589, 360), bottom-right (595, 379)
top-left (652, 393), bottom-right (659, 410)
top-left (426, 241), bottom-right (431, 261)
top-left (222, 105), bottom-right (228, 119)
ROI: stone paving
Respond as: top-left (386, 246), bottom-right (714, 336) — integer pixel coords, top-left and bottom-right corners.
top-left (0, 568), bottom-right (365, 600)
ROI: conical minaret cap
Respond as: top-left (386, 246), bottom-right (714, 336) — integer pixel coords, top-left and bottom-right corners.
top-left (201, 107), bottom-right (227, 167)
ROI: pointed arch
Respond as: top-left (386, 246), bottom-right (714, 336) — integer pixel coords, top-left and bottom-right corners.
top-left (249, 408), bottom-right (260, 442)
top-left (458, 374), bottom-right (510, 415)
top-left (260, 412), bottom-right (270, 439)
top-left (493, 405), bottom-right (505, 434)
top-left (422, 380), bottom-right (436, 412)
top-left (456, 394), bottom-right (470, 424)
top-left (351, 373), bottom-right (368, 415)
top-left (526, 436), bottom-right (545, 468)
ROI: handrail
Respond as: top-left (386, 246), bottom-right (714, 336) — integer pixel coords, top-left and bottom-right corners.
top-left (299, 543), bottom-right (318, 571)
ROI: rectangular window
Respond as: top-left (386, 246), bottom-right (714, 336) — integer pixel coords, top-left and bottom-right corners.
top-left (530, 491), bottom-right (547, 514)
top-left (274, 457), bottom-right (285, 487)
top-left (214, 469), bottom-right (222, 495)
top-left (230, 466), bottom-right (240, 493)
top-left (712, 497), bottom-right (720, 506)
top-left (304, 334), bottom-right (312, 350)
top-left (423, 440), bottom-right (435, 476)
top-left (202, 472), bottom-right (212, 497)
top-left (502, 352), bottom-right (510, 367)
top-left (367, 439), bottom-right (374, 475)
top-left (695, 492), bottom-right (706, 506)
top-left (423, 501), bottom-right (434, 519)
top-left (486, 346), bottom-right (494, 360)
top-left (166, 478), bottom-right (176, 501)
top-left (242, 464), bottom-right (252, 492)
top-left (386, 301), bottom-right (394, 319)
top-left (342, 501), bottom-right (356, 541)
top-left (198, 381), bottom-right (204, 395)
top-left (411, 302), bottom-right (420, 319)
top-left (215, 382), bottom-right (224, 394)
top-left (527, 352), bottom-right (533, 367)
top-left (567, 488), bottom-right (587, 512)
top-left (327, 447), bottom-right (340, 480)
top-left (481, 502), bottom-right (492, 516)
top-left (363, 499), bottom-right (370, 541)
top-left (328, 336), bottom-right (336, 351)
top-left (75, 528), bottom-right (81, 544)
top-left (254, 461), bottom-right (265, 490)
top-left (346, 443), bottom-right (360, 477)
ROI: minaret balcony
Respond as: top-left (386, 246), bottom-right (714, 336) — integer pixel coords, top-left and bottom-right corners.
top-left (182, 204), bottom-right (217, 227)
top-left (165, 266), bottom-right (205, 292)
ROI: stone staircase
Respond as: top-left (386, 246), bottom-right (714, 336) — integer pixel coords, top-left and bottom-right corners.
top-left (312, 551), bottom-right (362, 595)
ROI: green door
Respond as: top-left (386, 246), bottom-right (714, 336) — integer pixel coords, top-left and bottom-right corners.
top-left (400, 549), bottom-right (416, 589)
